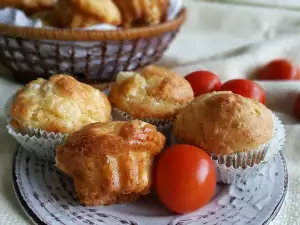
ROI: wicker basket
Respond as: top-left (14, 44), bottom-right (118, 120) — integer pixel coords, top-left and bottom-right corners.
top-left (0, 9), bottom-right (186, 84)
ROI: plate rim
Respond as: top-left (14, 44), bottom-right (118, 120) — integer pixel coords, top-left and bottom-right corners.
top-left (12, 146), bottom-right (47, 225)
top-left (12, 146), bottom-right (289, 225)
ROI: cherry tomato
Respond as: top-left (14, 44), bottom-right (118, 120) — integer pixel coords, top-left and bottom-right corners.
top-left (258, 59), bottom-right (300, 80)
top-left (220, 79), bottom-right (266, 104)
top-left (155, 144), bottom-right (216, 214)
top-left (185, 71), bottom-right (222, 97)
top-left (293, 94), bottom-right (300, 120)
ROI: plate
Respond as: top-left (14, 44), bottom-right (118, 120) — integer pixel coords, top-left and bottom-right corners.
top-left (13, 146), bottom-right (288, 225)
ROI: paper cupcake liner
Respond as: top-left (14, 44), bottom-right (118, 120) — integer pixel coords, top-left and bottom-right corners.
top-left (213, 113), bottom-right (285, 184)
top-left (215, 160), bottom-right (268, 184)
top-left (7, 124), bottom-right (66, 163)
top-left (112, 107), bottom-right (173, 131)
top-left (5, 93), bottom-right (67, 163)
top-left (172, 113), bottom-right (285, 184)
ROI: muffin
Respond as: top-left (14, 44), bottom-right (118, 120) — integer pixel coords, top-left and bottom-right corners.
top-left (6, 74), bottom-right (112, 161)
top-left (173, 91), bottom-right (285, 183)
top-left (56, 120), bottom-right (166, 206)
top-left (109, 65), bottom-right (194, 129)
top-left (46, 0), bottom-right (122, 28)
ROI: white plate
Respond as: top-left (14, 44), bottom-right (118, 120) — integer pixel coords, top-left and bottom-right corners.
top-left (13, 146), bottom-right (288, 225)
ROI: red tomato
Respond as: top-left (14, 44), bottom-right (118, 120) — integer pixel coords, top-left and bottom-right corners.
top-left (155, 144), bottom-right (216, 214)
top-left (185, 71), bottom-right (222, 97)
top-left (258, 59), bottom-right (300, 80)
top-left (293, 94), bottom-right (300, 120)
top-left (220, 79), bottom-right (266, 104)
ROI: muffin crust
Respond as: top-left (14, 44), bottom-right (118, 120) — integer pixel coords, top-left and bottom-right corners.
top-left (109, 65), bottom-right (194, 119)
top-left (56, 120), bottom-right (165, 206)
top-left (173, 92), bottom-right (273, 154)
top-left (10, 74), bottom-right (111, 134)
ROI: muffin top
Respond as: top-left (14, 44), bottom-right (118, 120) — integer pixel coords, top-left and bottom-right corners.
top-left (173, 91), bottom-right (273, 154)
top-left (56, 120), bottom-right (166, 158)
top-left (56, 120), bottom-right (165, 206)
top-left (109, 66), bottom-right (194, 119)
top-left (10, 74), bottom-right (111, 134)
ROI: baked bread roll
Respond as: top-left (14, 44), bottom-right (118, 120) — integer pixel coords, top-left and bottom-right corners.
top-left (56, 120), bottom-right (165, 206)
top-left (0, 0), bottom-right (56, 13)
top-left (72, 0), bottom-right (121, 23)
top-left (109, 65), bottom-right (194, 119)
top-left (113, 0), bottom-right (170, 27)
top-left (10, 74), bottom-right (111, 134)
top-left (173, 91), bottom-right (273, 155)
top-left (34, 0), bottom-right (122, 28)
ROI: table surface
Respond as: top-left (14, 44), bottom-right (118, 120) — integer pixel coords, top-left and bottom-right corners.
top-left (1, 1), bottom-right (300, 224)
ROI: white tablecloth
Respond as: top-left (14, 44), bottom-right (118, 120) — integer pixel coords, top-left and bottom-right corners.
top-left (1, 1), bottom-right (300, 224)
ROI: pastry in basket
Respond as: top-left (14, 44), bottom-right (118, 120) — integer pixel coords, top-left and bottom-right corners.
top-left (56, 120), bottom-right (166, 206)
top-left (73, 0), bottom-right (121, 23)
top-left (57, 9), bottom-right (106, 28)
top-left (113, 0), bottom-right (170, 27)
top-left (34, 0), bottom-right (122, 28)
top-left (6, 74), bottom-right (111, 161)
top-left (33, 7), bottom-right (102, 28)
top-left (108, 65), bottom-right (194, 129)
top-left (173, 91), bottom-right (285, 183)
top-left (0, 0), bottom-right (56, 13)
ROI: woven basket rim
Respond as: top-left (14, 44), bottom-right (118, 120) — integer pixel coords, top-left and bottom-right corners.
top-left (0, 8), bottom-right (186, 41)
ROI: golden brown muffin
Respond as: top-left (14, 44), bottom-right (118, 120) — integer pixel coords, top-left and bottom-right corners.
top-left (56, 120), bottom-right (165, 206)
top-left (113, 0), bottom-right (170, 27)
top-left (109, 66), bottom-right (194, 119)
top-left (10, 74), bottom-right (111, 134)
top-left (173, 91), bottom-right (273, 155)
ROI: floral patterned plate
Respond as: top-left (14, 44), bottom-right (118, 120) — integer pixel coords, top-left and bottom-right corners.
top-left (13, 146), bottom-right (288, 225)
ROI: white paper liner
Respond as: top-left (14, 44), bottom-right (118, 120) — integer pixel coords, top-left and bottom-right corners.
top-left (215, 161), bottom-right (268, 184)
top-left (112, 107), bottom-right (173, 131)
top-left (172, 113), bottom-right (285, 184)
top-left (214, 113), bottom-right (285, 184)
top-left (7, 124), bottom-right (66, 163)
top-left (0, 0), bottom-right (182, 29)
top-left (4, 93), bottom-right (67, 163)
